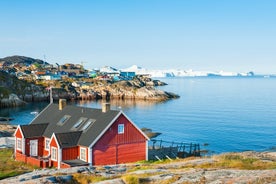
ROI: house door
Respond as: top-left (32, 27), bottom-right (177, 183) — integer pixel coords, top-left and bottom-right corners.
top-left (30, 140), bottom-right (38, 156)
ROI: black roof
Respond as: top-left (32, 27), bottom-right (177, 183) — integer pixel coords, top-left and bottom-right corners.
top-left (55, 131), bottom-right (82, 148)
top-left (30, 103), bottom-right (121, 147)
top-left (20, 123), bottom-right (49, 138)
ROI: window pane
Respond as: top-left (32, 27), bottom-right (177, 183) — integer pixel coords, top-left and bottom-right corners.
top-left (17, 139), bottom-right (22, 150)
top-left (81, 119), bottom-right (96, 131)
top-left (80, 148), bottom-right (86, 161)
top-left (45, 139), bottom-right (50, 150)
top-left (57, 115), bottom-right (71, 125)
top-left (72, 117), bottom-right (87, 130)
top-left (118, 124), bottom-right (124, 134)
top-left (51, 147), bottom-right (57, 161)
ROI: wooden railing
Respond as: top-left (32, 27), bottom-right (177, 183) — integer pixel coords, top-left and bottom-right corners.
top-left (148, 139), bottom-right (200, 160)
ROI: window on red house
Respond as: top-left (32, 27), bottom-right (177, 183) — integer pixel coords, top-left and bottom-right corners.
top-left (45, 138), bottom-right (50, 151)
top-left (51, 147), bottom-right (57, 161)
top-left (17, 138), bottom-right (22, 150)
top-left (80, 147), bottom-right (86, 161)
top-left (118, 124), bottom-right (124, 134)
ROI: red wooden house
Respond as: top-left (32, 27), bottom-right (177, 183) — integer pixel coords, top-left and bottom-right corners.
top-left (14, 100), bottom-right (149, 169)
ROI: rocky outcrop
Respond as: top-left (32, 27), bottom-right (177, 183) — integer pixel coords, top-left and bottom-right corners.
top-left (0, 55), bottom-right (48, 66)
top-left (0, 94), bottom-right (27, 108)
top-left (0, 124), bottom-right (17, 137)
top-left (1, 68), bottom-right (178, 106)
top-left (0, 71), bottom-right (48, 107)
top-left (78, 76), bottom-right (179, 101)
top-left (0, 125), bottom-right (17, 149)
top-left (87, 85), bottom-right (179, 101)
top-left (1, 151), bottom-right (275, 183)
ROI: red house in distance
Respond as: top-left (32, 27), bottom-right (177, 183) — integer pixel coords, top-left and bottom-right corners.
top-left (14, 99), bottom-right (149, 169)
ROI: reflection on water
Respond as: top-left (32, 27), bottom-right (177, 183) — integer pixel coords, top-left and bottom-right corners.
top-left (0, 98), bottom-right (163, 125)
top-left (0, 102), bottom-right (49, 125)
top-left (74, 98), bottom-right (163, 110)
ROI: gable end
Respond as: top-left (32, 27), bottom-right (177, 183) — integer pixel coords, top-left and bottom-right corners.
top-left (88, 111), bottom-right (149, 148)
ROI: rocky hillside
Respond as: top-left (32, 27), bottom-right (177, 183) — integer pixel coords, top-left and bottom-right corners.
top-left (79, 76), bottom-right (179, 101)
top-left (0, 71), bottom-right (46, 107)
top-left (0, 55), bottom-right (48, 66)
top-left (0, 55), bottom-right (179, 106)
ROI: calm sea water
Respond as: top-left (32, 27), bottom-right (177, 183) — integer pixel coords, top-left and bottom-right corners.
top-left (2, 77), bottom-right (276, 153)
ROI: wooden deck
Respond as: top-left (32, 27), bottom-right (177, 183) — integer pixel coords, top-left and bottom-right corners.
top-left (148, 139), bottom-right (201, 160)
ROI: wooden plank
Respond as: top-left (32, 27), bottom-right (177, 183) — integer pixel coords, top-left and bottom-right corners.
top-left (93, 146), bottom-right (116, 165)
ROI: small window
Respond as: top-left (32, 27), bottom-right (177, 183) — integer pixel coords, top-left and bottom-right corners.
top-left (118, 124), bottom-right (124, 134)
top-left (45, 138), bottom-right (50, 151)
top-left (72, 117), bottom-right (87, 130)
top-left (81, 119), bottom-right (96, 131)
top-left (51, 147), bottom-right (57, 161)
top-left (57, 115), bottom-right (71, 126)
top-left (17, 138), bottom-right (22, 150)
top-left (80, 147), bottom-right (86, 161)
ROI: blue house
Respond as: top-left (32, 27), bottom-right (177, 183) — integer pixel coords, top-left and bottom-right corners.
top-left (120, 71), bottom-right (136, 80)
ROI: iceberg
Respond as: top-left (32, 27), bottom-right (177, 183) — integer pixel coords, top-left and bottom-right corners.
top-left (121, 65), bottom-right (255, 78)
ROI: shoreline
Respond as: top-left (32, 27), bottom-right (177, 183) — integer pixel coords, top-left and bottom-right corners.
top-left (0, 147), bottom-right (275, 183)
top-left (0, 75), bottom-right (180, 108)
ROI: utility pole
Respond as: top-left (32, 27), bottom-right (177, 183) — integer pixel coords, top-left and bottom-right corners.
top-left (50, 87), bottom-right (53, 104)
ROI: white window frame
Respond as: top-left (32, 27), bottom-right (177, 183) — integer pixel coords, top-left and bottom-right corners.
top-left (57, 115), bottom-right (71, 126)
top-left (71, 117), bottom-right (87, 130)
top-left (16, 138), bottom-right (22, 151)
top-left (118, 124), bottom-right (124, 134)
top-left (74, 118), bottom-right (84, 128)
top-left (51, 147), bottom-right (57, 161)
top-left (45, 138), bottom-right (50, 151)
top-left (81, 119), bottom-right (96, 131)
top-left (80, 147), bottom-right (86, 162)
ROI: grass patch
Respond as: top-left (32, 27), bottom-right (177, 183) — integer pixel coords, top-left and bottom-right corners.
top-left (135, 158), bottom-right (177, 166)
top-left (200, 153), bottom-right (276, 170)
top-left (72, 173), bottom-right (109, 184)
top-left (158, 175), bottom-right (182, 184)
top-left (122, 175), bottom-right (139, 184)
top-left (0, 148), bottom-right (36, 180)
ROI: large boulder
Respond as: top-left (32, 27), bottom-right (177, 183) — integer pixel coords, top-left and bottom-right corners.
top-left (0, 94), bottom-right (26, 108)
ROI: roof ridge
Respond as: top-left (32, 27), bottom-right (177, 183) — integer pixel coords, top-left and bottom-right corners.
top-left (29, 103), bottom-right (56, 125)
top-left (55, 130), bottom-right (83, 135)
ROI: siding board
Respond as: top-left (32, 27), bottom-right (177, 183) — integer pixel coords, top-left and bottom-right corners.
top-left (92, 114), bottom-right (147, 165)
top-left (93, 146), bottom-right (116, 165)
top-left (62, 147), bottom-right (78, 160)
top-left (117, 142), bottom-right (146, 163)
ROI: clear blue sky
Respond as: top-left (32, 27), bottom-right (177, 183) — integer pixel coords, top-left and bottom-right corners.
top-left (0, 0), bottom-right (275, 74)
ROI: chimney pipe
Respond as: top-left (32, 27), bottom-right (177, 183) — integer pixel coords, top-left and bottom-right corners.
top-left (102, 103), bottom-right (110, 113)
top-left (59, 99), bottom-right (67, 110)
